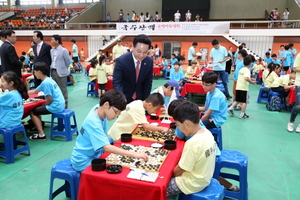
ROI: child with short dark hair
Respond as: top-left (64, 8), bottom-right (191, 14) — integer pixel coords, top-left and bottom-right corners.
top-left (170, 62), bottom-right (184, 84)
top-left (198, 71), bottom-right (227, 129)
top-left (185, 60), bottom-right (197, 79)
top-left (71, 90), bottom-right (148, 172)
top-left (108, 93), bottom-right (170, 141)
top-left (265, 52), bottom-right (272, 65)
top-left (27, 62), bottom-right (65, 141)
top-left (166, 101), bottom-right (216, 199)
top-left (281, 45), bottom-right (293, 74)
top-left (228, 57), bottom-right (256, 119)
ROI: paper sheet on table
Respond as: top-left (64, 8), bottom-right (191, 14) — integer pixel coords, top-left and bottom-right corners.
top-left (207, 61), bottom-right (219, 69)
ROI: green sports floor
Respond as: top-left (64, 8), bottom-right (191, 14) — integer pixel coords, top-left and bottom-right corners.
top-left (1, 71), bottom-right (300, 200)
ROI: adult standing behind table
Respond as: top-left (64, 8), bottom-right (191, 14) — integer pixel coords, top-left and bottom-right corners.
top-left (188, 42), bottom-right (198, 66)
top-left (32, 31), bottom-right (52, 87)
top-left (0, 31), bottom-right (5, 76)
top-left (113, 34), bottom-right (153, 103)
top-left (50, 34), bottom-right (70, 108)
top-left (0, 30), bottom-right (22, 78)
top-left (112, 38), bottom-right (124, 61)
top-left (210, 39), bottom-right (232, 100)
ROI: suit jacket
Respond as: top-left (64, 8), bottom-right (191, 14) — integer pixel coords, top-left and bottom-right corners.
top-left (33, 42), bottom-right (52, 70)
top-left (0, 41), bottom-right (22, 78)
top-left (113, 52), bottom-right (153, 103)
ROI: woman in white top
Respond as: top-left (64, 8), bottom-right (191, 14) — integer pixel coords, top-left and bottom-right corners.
top-left (139, 12), bottom-right (145, 22)
top-left (145, 12), bottom-right (150, 22)
top-left (282, 8), bottom-right (289, 26)
top-left (185, 10), bottom-right (192, 21)
top-left (154, 44), bottom-right (160, 62)
top-left (131, 11), bottom-right (136, 22)
top-left (174, 10), bottom-right (181, 22)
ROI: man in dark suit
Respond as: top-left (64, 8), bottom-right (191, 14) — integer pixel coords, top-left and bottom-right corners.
top-left (32, 30), bottom-right (52, 87)
top-left (113, 34), bottom-right (153, 103)
top-left (0, 30), bottom-right (22, 78)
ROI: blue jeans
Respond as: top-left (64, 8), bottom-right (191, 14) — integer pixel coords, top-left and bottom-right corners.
top-left (214, 70), bottom-right (230, 96)
top-left (290, 86), bottom-right (300, 122)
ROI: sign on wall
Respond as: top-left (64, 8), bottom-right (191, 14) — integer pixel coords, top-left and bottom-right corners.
top-left (116, 22), bottom-right (230, 34)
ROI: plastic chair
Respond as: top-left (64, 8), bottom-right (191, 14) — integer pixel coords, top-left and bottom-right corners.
top-left (213, 150), bottom-right (248, 200)
top-left (209, 128), bottom-right (223, 150)
top-left (256, 86), bottom-right (270, 103)
top-left (86, 82), bottom-right (98, 97)
top-left (50, 109), bottom-right (78, 142)
top-left (66, 75), bottom-right (72, 86)
top-left (0, 124), bottom-right (30, 164)
top-left (178, 178), bottom-right (225, 200)
top-left (49, 158), bottom-right (80, 200)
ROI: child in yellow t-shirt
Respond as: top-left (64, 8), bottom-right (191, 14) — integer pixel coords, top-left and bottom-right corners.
top-left (228, 57), bottom-right (256, 119)
top-left (184, 60), bottom-right (197, 79)
top-left (88, 60), bottom-right (98, 83)
top-left (97, 55), bottom-right (109, 97)
top-left (252, 58), bottom-right (263, 81)
top-left (166, 101), bottom-right (216, 199)
top-left (108, 93), bottom-right (170, 142)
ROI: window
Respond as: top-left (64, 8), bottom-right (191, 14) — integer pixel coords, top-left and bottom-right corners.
top-left (0, 1), bottom-right (8, 5)
top-left (20, 0), bottom-right (51, 5)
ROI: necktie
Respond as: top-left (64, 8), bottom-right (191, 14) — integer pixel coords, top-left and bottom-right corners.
top-left (132, 61), bottom-right (140, 100)
top-left (37, 45), bottom-right (41, 56)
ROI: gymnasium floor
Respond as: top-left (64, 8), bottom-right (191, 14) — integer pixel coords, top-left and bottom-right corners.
top-left (0, 69), bottom-right (299, 200)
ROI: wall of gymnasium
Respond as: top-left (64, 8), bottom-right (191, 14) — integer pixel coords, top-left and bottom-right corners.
top-left (209, 0), bottom-right (287, 19)
top-left (286, 0), bottom-right (300, 20)
top-left (105, 0), bottom-right (162, 21)
top-left (67, 2), bottom-right (102, 23)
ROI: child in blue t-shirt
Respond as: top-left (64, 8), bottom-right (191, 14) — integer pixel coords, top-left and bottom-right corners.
top-left (0, 71), bottom-right (29, 129)
top-left (71, 90), bottom-right (148, 172)
top-left (281, 45), bottom-right (293, 74)
top-left (264, 52), bottom-right (272, 65)
top-left (170, 54), bottom-right (178, 66)
top-left (198, 71), bottom-right (227, 129)
top-left (170, 62), bottom-right (184, 85)
top-left (27, 62), bottom-right (65, 141)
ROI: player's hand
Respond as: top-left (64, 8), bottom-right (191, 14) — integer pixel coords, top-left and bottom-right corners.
top-left (161, 127), bottom-right (171, 133)
top-left (135, 153), bottom-right (149, 161)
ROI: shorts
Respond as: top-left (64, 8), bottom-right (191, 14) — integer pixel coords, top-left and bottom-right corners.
top-left (32, 105), bottom-right (52, 115)
top-left (166, 177), bottom-right (182, 199)
top-left (72, 57), bottom-right (79, 63)
top-left (283, 66), bottom-right (289, 71)
top-left (98, 83), bottom-right (106, 90)
top-left (235, 90), bottom-right (248, 103)
top-left (232, 81), bottom-right (237, 95)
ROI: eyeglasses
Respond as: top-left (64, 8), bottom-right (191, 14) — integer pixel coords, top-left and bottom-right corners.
top-left (111, 106), bottom-right (120, 115)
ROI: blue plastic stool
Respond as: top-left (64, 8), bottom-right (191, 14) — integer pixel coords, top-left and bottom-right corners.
top-left (213, 150), bottom-right (248, 200)
top-left (86, 82), bottom-right (98, 98)
top-left (0, 124), bottom-right (30, 164)
top-left (50, 109), bottom-right (78, 141)
top-left (179, 178), bottom-right (225, 200)
top-left (257, 86), bottom-right (270, 103)
top-left (209, 128), bottom-right (223, 150)
top-left (49, 159), bottom-right (80, 200)
top-left (266, 91), bottom-right (286, 110)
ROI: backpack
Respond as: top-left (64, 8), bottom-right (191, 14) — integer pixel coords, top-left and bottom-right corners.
top-left (266, 96), bottom-right (282, 111)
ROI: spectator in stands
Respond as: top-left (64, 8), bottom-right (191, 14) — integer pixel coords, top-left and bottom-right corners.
top-left (56, 10), bottom-right (61, 17)
top-left (140, 12), bottom-right (145, 22)
top-left (155, 11), bottom-right (161, 22)
top-left (278, 45), bottom-right (285, 59)
top-left (145, 12), bottom-right (151, 22)
top-left (24, 16), bottom-right (29, 21)
top-left (282, 8), bottom-right (289, 26)
top-left (195, 14), bottom-right (200, 21)
top-left (118, 9), bottom-right (124, 22)
top-left (210, 39), bottom-right (231, 100)
top-left (185, 10), bottom-right (192, 21)
top-left (273, 8), bottom-right (279, 20)
top-left (132, 11), bottom-right (136, 22)
top-left (106, 12), bottom-right (111, 23)
top-left (8, 20), bottom-right (14, 28)
top-left (174, 10), bottom-right (181, 22)
top-left (50, 34), bottom-right (70, 108)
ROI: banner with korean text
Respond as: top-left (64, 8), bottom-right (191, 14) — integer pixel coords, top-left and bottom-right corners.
top-left (116, 22), bottom-right (230, 34)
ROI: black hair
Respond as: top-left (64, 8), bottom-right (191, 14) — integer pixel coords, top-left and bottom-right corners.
top-left (174, 62), bottom-right (181, 66)
top-left (133, 34), bottom-right (151, 49)
top-left (52, 34), bottom-right (62, 45)
top-left (21, 51), bottom-right (26, 55)
top-left (238, 45), bottom-right (243, 50)
top-left (91, 59), bottom-right (98, 68)
top-left (238, 49), bottom-right (247, 58)
top-left (177, 55), bottom-right (185, 61)
top-left (289, 43), bottom-right (294, 47)
top-left (34, 62), bottom-right (50, 76)
top-left (271, 53), bottom-right (277, 58)
top-left (266, 63), bottom-right (277, 78)
top-left (202, 71), bottom-right (218, 84)
top-left (19, 56), bottom-right (25, 62)
top-left (211, 39), bottom-right (219, 45)
top-left (243, 56), bottom-right (252, 66)
top-left (100, 90), bottom-right (127, 111)
top-left (241, 42), bottom-right (246, 46)
top-left (280, 45), bottom-right (284, 48)
top-left (71, 39), bottom-right (76, 43)
top-left (162, 55), bottom-right (166, 59)
top-left (173, 101), bottom-right (200, 124)
top-left (250, 55), bottom-right (255, 62)
top-left (145, 93), bottom-right (164, 107)
top-left (284, 45), bottom-right (290, 50)
top-left (265, 52), bottom-right (270, 56)
top-left (2, 71), bottom-right (29, 100)
top-left (0, 30), bottom-right (4, 38)
top-left (154, 44), bottom-right (158, 48)
top-left (4, 30), bottom-right (15, 38)
top-left (33, 30), bottom-right (43, 40)
top-left (99, 55), bottom-right (105, 65)
top-left (171, 54), bottom-right (176, 57)
top-left (168, 99), bottom-right (185, 117)
top-left (163, 83), bottom-right (174, 91)
top-left (192, 42), bottom-right (198, 46)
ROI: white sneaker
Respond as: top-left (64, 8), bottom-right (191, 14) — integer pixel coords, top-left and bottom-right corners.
top-left (287, 123), bottom-right (294, 132)
top-left (296, 124), bottom-right (300, 133)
